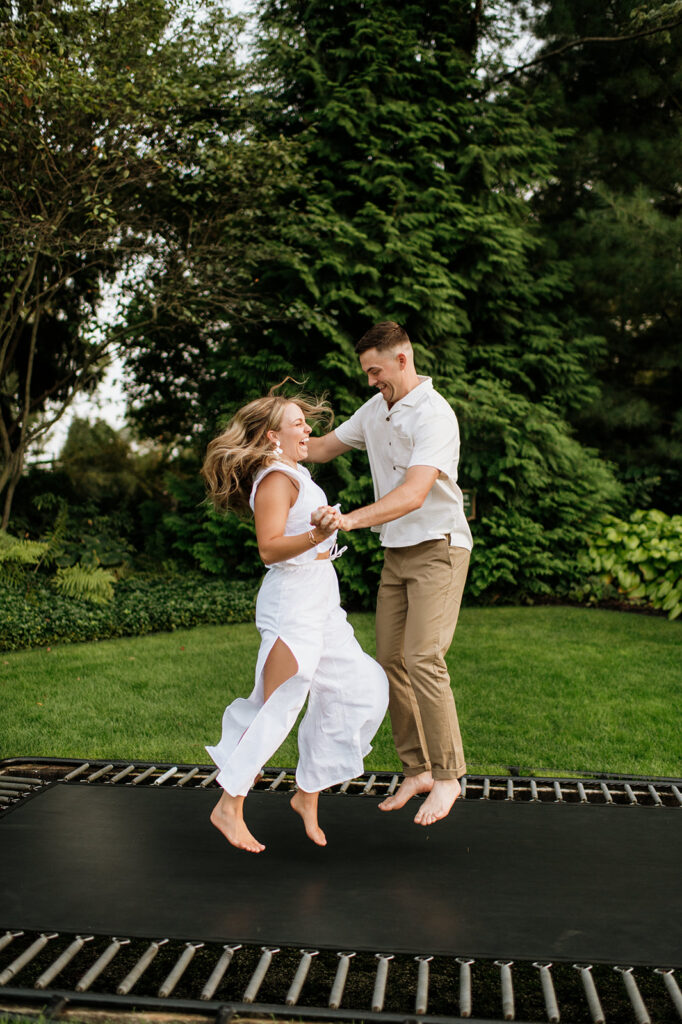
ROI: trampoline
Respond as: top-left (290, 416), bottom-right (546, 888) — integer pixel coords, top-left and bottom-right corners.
top-left (1, 758), bottom-right (681, 1024)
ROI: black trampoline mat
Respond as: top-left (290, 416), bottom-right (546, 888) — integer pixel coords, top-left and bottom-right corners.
top-left (1, 783), bottom-right (680, 966)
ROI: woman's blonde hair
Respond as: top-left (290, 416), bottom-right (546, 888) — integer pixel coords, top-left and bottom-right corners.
top-left (201, 381), bottom-right (333, 516)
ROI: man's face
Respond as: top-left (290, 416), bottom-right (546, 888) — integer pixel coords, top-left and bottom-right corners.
top-left (359, 346), bottom-right (407, 407)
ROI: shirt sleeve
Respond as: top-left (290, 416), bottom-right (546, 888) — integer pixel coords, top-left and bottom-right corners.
top-left (334, 404), bottom-right (368, 451)
top-left (407, 409), bottom-right (459, 477)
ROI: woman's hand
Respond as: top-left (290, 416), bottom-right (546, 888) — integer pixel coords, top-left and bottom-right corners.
top-left (311, 505), bottom-right (352, 533)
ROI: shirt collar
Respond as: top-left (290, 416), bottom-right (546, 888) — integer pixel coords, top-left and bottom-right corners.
top-left (390, 375), bottom-right (433, 411)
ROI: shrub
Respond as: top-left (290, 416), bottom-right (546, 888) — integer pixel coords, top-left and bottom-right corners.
top-left (573, 509), bottom-right (682, 620)
top-left (0, 570), bottom-right (258, 651)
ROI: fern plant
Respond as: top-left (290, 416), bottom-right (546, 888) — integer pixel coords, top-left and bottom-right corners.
top-left (53, 564), bottom-right (116, 605)
top-left (0, 530), bottom-right (49, 586)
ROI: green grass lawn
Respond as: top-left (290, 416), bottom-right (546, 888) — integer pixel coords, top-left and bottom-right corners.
top-left (1, 606), bottom-right (680, 777)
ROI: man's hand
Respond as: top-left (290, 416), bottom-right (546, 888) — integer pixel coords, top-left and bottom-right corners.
top-left (311, 505), bottom-right (348, 532)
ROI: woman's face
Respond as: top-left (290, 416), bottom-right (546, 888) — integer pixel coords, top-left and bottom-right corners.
top-left (272, 402), bottom-right (312, 462)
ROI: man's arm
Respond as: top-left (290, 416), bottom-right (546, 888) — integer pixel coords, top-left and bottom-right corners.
top-left (306, 430), bottom-right (352, 463)
top-left (314, 465), bottom-right (439, 532)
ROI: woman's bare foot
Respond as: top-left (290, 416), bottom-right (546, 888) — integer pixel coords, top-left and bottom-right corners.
top-left (378, 770), bottom-right (433, 811)
top-left (290, 789), bottom-right (327, 846)
top-left (210, 791), bottom-right (265, 853)
top-left (414, 778), bottom-right (461, 826)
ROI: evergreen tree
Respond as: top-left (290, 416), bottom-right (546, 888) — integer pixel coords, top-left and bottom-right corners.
top-left (521, 0), bottom-right (682, 511)
top-left (126, 0), bottom-right (622, 604)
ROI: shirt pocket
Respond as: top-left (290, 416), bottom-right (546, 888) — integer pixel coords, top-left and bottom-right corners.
top-left (390, 428), bottom-right (413, 471)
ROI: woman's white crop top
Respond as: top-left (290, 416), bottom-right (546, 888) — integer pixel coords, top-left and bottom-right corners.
top-left (249, 462), bottom-right (339, 567)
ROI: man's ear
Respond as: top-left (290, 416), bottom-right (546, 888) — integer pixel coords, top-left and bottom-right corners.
top-left (396, 351), bottom-right (407, 370)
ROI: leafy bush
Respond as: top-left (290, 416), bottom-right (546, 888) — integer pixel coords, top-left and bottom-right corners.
top-left (573, 509), bottom-right (682, 620)
top-left (0, 571), bottom-right (258, 651)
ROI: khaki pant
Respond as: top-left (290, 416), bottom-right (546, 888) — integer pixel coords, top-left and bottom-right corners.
top-left (376, 539), bottom-right (469, 780)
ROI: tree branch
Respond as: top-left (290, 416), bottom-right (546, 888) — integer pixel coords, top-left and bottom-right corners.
top-left (490, 16), bottom-right (682, 84)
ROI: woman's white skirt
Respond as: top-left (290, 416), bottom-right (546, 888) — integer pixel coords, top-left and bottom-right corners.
top-left (206, 560), bottom-right (389, 796)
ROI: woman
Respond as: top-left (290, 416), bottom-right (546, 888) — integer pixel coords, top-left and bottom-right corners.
top-left (202, 388), bottom-right (388, 854)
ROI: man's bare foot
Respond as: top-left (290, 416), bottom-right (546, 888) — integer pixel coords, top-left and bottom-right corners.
top-left (378, 771), bottom-right (433, 812)
top-left (414, 778), bottom-right (461, 826)
top-left (290, 789), bottom-right (327, 846)
top-left (210, 791), bottom-right (265, 853)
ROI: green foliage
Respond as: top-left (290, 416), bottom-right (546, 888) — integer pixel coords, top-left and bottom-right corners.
top-left (121, 0), bottom-right (621, 608)
top-left (0, 529), bottom-right (47, 567)
top-left (53, 564), bottom-right (117, 605)
top-left (0, 571), bottom-right (258, 652)
top-left (524, 0), bottom-right (682, 511)
top-left (574, 509), bottom-right (682, 620)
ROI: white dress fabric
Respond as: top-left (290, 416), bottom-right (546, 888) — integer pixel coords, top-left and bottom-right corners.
top-left (205, 462), bottom-right (389, 796)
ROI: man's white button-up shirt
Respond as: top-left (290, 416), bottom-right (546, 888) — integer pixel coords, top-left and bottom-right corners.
top-left (334, 377), bottom-right (473, 550)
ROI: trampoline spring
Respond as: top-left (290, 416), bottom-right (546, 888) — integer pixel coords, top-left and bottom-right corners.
top-left (285, 949), bottom-right (319, 1006)
top-left (456, 957), bottom-right (474, 1018)
top-left (0, 775), bottom-right (42, 786)
top-left (532, 962), bottom-right (559, 1023)
top-left (0, 931), bottom-right (24, 955)
top-left (372, 953), bottom-right (394, 1012)
top-left (495, 960), bottom-right (515, 1021)
top-left (35, 934), bottom-right (94, 990)
top-left (362, 774), bottom-right (377, 795)
top-left (0, 779), bottom-right (38, 791)
top-left (116, 938), bottom-right (168, 994)
top-left (131, 765), bottom-right (157, 786)
top-left (530, 779), bottom-right (539, 802)
top-left (414, 955), bottom-right (433, 1015)
top-left (176, 767), bottom-right (200, 786)
top-left (64, 762), bottom-right (90, 781)
top-left (460, 776), bottom-right (468, 799)
top-left (654, 968), bottom-right (682, 1019)
top-left (553, 781), bottom-right (564, 802)
top-left (268, 771), bottom-right (287, 791)
top-left (200, 944), bottom-right (241, 1001)
top-left (647, 784), bottom-right (663, 807)
top-left (0, 932), bottom-right (58, 985)
top-left (614, 966), bottom-right (650, 1024)
top-left (506, 779), bottom-right (514, 801)
top-left (153, 766), bottom-right (178, 787)
top-left (243, 945), bottom-right (279, 1003)
top-left (75, 937), bottom-right (130, 992)
top-left (339, 780), bottom-right (351, 793)
top-left (329, 951), bottom-right (356, 1008)
top-left (87, 763), bottom-right (115, 783)
top-left (624, 783), bottom-right (638, 805)
top-left (599, 782), bottom-right (613, 804)
top-left (577, 782), bottom-right (588, 803)
top-left (482, 778), bottom-right (490, 800)
top-left (200, 768), bottom-right (220, 788)
top-left (158, 941), bottom-right (204, 997)
top-left (572, 964), bottom-right (604, 1024)
top-left (671, 784), bottom-right (682, 806)
top-left (108, 765), bottom-right (136, 784)
top-left (387, 775), bottom-right (400, 796)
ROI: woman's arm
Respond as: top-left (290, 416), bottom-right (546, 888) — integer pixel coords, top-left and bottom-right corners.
top-left (253, 472), bottom-right (335, 564)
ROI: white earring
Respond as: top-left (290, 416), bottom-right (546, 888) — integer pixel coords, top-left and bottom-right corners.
top-left (272, 437), bottom-right (283, 459)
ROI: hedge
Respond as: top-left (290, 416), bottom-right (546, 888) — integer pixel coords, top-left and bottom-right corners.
top-left (0, 571), bottom-right (258, 652)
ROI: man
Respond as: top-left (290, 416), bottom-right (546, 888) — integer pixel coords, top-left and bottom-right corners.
top-left (306, 321), bottom-right (472, 825)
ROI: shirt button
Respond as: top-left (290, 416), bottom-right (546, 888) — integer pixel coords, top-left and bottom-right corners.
top-left (386, 416), bottom-right (390, 421)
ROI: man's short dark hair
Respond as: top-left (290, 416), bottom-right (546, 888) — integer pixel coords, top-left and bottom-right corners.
top-left (355, 321), bottom-right (411, 354)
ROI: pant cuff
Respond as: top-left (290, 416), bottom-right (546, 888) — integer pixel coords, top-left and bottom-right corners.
top-left (402, 763), bottom-right (431, 777)
top-left (432, 765), bottom-right (467, 781)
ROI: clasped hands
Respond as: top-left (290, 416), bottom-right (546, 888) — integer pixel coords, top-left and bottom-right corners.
top-left (310, 504), bottom-right (351, 535)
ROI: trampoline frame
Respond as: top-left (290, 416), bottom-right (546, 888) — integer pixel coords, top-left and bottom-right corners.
top-left (1, 757), bottom-right (681, 1024)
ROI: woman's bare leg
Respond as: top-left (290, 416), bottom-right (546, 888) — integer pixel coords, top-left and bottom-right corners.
top-left (211, 639), bottom-right (299, 852)
top-left (262, 638), bottom-right (298, 700)
top-left (210, 789), bottom-right (265, 853)
top-left (290, 788), bottom-right (326, 846)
